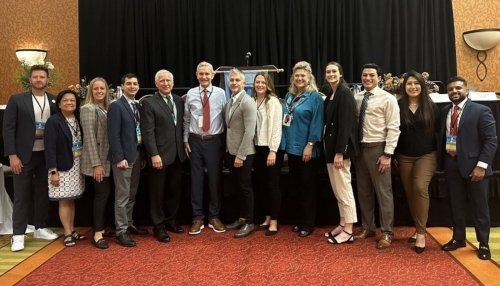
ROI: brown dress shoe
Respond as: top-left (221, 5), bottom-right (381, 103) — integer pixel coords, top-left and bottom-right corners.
top-left (354, 229), bottom-right (375, 239)
top-left (208, 218), bottom-right (226, 233)
top-left (376, 233), bottom-right (393, 249)
top-left (188, 220), bottom-right (204, 235)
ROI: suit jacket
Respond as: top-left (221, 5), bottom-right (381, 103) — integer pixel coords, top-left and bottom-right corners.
top-left (44, 112), bottom-right (81, 171)
top-left (323, 84), bottom-right (359, 161)
top-left (140, 92), bottom-right (185, 165)
top-left (225, 91), bottom-right (257, 160)
top-left (107, 96), bottom-right (140, 164)
top-left (80, 103), bottom-right (111, 177)
top-left (438, 98), bottom-right (497, 177)
top-left (2, 91), bottom-right (57, 163)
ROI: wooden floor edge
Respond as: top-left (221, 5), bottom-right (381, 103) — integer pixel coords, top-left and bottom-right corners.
top-left (427, 227), bottom-right (500, 285)
top-left (0, 227), bottom-right (90, 286)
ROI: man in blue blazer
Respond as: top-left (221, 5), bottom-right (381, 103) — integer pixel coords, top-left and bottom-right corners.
top-left (439, 76), bottom-right (497, 260)
top-left (108, 73), bottom-right (146, 247)
top-left (3, 65), bottom-right (59, 251)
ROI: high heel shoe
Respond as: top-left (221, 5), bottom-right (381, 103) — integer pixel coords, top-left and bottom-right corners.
top-left (414, 233), bottom-right (426, 254)
top-left (327, 230), bottom-right (353, 244)
top-left (324, 225), bottom-right (344, 238)
top-left (407, 233), bottom-right (417, 243)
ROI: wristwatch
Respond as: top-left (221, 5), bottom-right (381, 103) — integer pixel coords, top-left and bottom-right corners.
top-left (383, 153), bottom-right (392, 158)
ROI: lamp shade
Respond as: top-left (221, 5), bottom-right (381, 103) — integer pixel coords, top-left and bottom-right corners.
top-left (15, 48), bottom-right (47, 65)
top-left (462, 28), bottom-right (500, 51)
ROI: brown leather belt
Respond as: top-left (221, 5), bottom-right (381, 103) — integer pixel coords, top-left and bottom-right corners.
top-left (361, 142), bottom-right (385, 148)
top-left (189, 133), bottom-right (221, 141)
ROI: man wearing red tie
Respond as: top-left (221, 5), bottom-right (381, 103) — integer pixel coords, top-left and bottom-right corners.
top-left (183, 62), bottom-right (227, 235)
top-left (439, 76), bottom-right (497, 260)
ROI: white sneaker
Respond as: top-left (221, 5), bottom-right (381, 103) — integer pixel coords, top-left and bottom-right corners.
top-left (33, 228), bottom-right (58, 240)
top-left (11, 235), bottom-right (25, 252)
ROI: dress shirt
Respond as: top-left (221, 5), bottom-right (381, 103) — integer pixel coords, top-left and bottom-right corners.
top-left (183, 84), bottom-right (227, 141)
top-left (32, 94), bottom-right (51, 151)
top-left (354, 86), bottom-right (400, 154)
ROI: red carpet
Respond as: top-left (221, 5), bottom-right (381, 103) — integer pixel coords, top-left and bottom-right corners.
top-left (16, 226), bottom-right (479, 285)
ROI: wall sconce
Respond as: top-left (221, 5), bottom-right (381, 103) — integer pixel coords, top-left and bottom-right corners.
top-left (462, 28), bottom-right (500, 81)
top-left (15, 48), bottom-right (47, 66)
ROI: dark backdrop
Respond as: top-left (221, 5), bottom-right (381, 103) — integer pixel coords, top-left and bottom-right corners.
top-left (79, 0), bottom-right (456, 93)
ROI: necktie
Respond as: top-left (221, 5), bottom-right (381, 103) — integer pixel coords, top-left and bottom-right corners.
top-left (202, 89), bottom-right (210, 132)
top-left (166, 95), bottom-right (174, 111)
top-left (448, 105), bottom-right (460, 157)
top-left (131, 102), bottom-right (140, 122)
top-left (358, 91), bottom-right (371, 141)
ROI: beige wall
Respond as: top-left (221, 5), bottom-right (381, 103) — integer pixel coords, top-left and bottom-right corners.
top-left (0, 0), bottom-right (79, 104)
top-left (0, 0), bottom-right (498, 104)
top-left (453, 0), bottom-right (499, 92)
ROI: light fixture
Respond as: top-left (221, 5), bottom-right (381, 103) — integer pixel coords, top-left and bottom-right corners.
top-left (462, 28), bottom-right (500, 81)
top-left (15, 48), bottom-right (47, 66)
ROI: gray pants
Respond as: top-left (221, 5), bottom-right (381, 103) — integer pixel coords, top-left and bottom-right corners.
top-left (356, 144), bottom-right (394, 235)
top-left (112, 151), bottom-right (142, 234)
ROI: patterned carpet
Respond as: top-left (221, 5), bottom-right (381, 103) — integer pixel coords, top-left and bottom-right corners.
top-left (466, 227), bottom-right (500, 265)
top-left (2, 226), bottom-right (485, 286)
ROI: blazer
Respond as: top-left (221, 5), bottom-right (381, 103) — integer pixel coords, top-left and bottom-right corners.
top-left (323, 84), bottom-right (359, 161)
top-left (140, 92), bottom-right (186, 165)
top-left (3, 91), bottom-right (57, 163)
top-left (80, 103), bottom-right (111, 177)
top-left (225, 90), bottom-right (257, 160)
top-left (44, 112), bottom-right (81, 171)
top-left (255, 96), bottom-right (282, 152)
top-left (107, 96), bottom-right (140, 164)
top-left (437, 98), bottom-right (497, 177)
top-left (279, 90), bottom-right (324, 157)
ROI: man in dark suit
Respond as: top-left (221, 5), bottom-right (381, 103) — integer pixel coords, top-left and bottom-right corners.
top-left (108, 73), bottom-right (147, 247)
top-left (141, 70), bottom-right (185, 243)
top-left (439, 76), bottom-right (497, 260)
top-left (3, 65), bottom-right (59, 252)
top-left (224, 68), bottom-right (257, 238)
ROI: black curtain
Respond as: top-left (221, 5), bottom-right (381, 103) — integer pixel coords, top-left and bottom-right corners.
top-left (79, 0), bottom-right (456, 93)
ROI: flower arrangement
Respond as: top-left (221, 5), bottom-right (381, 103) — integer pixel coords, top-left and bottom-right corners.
top-left (382, 71), bottom-right (439, 95)
top-left (15, 60), bottom-right (58, 90)
top-left (68, 77), bottom-right (117, 103)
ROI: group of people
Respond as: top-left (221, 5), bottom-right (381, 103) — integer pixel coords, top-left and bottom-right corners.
top-left (3, 60), bottom-right (496, 261)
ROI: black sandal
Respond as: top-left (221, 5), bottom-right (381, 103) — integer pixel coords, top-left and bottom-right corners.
top-left (63, 235), bottom-right (76, 247)
top-left (71, 231), bottom-right (86, 241)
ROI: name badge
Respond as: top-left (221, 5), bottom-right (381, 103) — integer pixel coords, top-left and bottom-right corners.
top-left (72, 141), bottom-right (83, 158)
top-left (136, 126), bottom-right (142, 144)
top-left (283, 114), bottom-right (292, 127)
top-left (445, 135), bottom-right (457, 153)
top-left (198, 116), bottom-right (204, 128)
top-left (35, 121), bottom-right (45, 140)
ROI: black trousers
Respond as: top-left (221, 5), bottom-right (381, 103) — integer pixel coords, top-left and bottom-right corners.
top-left (253, 146), bottom-right (282, 220)
top-left (12, 151), bottom-right (49, 235)
top-left (91, 176), bottom-right (111, 232)
top-left (149, 157), bottom-right (183, 228)
top-left (229, 154), bottom-right (255, 224)
top-left (286, 153), bottom-right (319, 230)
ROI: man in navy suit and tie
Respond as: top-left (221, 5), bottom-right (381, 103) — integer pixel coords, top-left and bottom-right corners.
top-left (439, 76), bottom-right (497, 260)
top-left (108, 73), bottom-right (147, 247)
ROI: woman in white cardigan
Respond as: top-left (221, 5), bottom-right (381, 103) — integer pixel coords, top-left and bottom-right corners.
top-left (252, 72), bottom-right (283, 236)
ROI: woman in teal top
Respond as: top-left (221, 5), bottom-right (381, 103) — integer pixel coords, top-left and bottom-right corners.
top-left (279, 61), bottom-right (324, 237)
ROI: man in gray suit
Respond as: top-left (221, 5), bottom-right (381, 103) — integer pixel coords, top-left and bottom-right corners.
top-left (224, 68), bottom-right (257, 238)
top-left (141, 70), bottom-right (185, 243)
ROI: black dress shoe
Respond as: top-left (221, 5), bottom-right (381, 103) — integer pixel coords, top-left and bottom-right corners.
top-left (292, 225), bottom-right (300, 232)
top-left (93, 238), bottom-right (109, 250)
top-left (299, 229), bottom-right (312, 237)
top-left (116, 232), bottom-right (136, 247)
top-left (127, 226), bottom-right (148, 235)
top-left (165, 224), bottom-right (184, 234)
top-left (414, 246), bottom-right (425, 254)
top-left (234, 224), bottom-right (255, 238)
top-left (478, 244), bottom-right (491, 260)
top-left (265, 228), bottom-right (278, 236)
top-left (441, 239), bottom-right (466, 251)
top-left (154, 227), bottom-right (171, 243)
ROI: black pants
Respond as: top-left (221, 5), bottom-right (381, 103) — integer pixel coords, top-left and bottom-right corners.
top-left (91, 176), bottom-right (111, 232)
top-left (287, 153), bottom-right (319, 230)
top-left (12, 151), bottom-right (49, 235)
top-left (229, 154), bottom-right (255, 224)
top-left (254, 146), bottom-right (282, 220)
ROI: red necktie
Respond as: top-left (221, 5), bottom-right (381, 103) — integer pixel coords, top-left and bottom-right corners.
top-left (448, 105), bottom-right (460, 157)
top-left (202, 89), bottom-right (210, 132)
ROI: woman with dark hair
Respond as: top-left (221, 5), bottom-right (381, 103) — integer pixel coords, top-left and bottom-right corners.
top-left (80, 77), bottom-right (112, 249)
top-left (323, 62), bottom-right (359, 244)
top-left (280, 61), bottom-right (324, 237)
top-left (252, 72), bottom-right (283, 236)
top-left (44, 89), bottom-right (85, 247)
top-left (395, 70), bottom-right (439, 253)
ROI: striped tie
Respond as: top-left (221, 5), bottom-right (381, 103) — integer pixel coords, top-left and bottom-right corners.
top-left (358, 91), bottom-right (371, 142)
